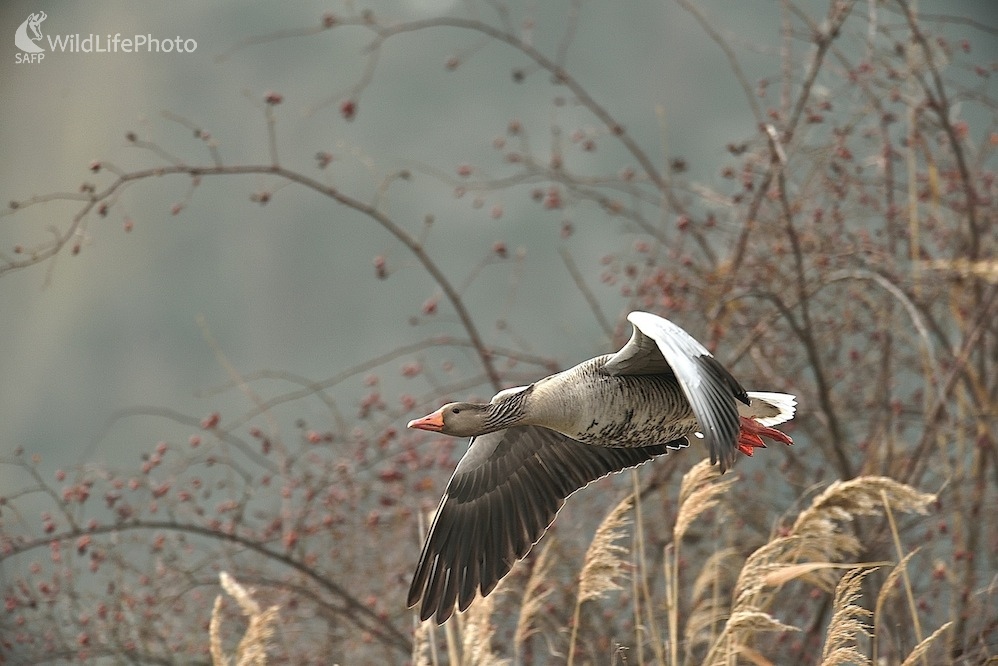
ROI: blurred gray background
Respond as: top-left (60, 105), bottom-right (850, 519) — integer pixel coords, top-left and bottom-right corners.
top-left (1, 1), bottom-right (993, 483)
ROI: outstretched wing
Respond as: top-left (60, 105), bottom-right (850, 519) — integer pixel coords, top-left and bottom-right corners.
top-left (408, 425), bottom-right (685, 624)
top-left (603, 311), bottom-right (749, 472)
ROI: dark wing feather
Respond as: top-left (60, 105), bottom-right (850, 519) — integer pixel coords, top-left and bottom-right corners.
top-left (604, 312), bottom-right (749, 473)
top-left (408, 425), bottom-right (685, 624)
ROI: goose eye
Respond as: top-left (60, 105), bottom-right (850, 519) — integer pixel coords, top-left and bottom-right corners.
top-left (451, 407), bottom-right (462, 414)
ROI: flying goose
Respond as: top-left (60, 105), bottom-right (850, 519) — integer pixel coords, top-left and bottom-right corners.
top-left (406, 311), bottom-right (795, 623)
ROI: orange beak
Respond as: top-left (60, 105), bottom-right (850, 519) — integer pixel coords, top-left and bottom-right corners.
top-left (407, 409), bottom-right (445, 432)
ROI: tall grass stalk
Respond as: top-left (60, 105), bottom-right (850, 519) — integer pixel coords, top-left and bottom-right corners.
top-left (881, 489), bottom-right (927, 666)
top-left (514, 539), bottom-right (556, 660)
top-left (568, 495), bottom-right (634, 666)
top-left (631, 470), bottom-right (664, 666)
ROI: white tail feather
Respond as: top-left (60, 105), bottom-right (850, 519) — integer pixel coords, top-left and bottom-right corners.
top-left (740, 392), bottom-right (797, 427)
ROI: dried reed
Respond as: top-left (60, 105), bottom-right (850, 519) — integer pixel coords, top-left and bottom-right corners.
top-left (209, 571), bottom-right (280, 666)
top-left (568, 494), bottom-right (634, 666)
top-left (514, 538), bottom-right (557, 656)
top-left (818, 567), bottom-right (875, 666)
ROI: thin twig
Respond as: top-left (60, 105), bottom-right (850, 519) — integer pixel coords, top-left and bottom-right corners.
top-left (2, 162), bottom-right (504, 391)
top-left (560, 247), bottom-right (613, 340)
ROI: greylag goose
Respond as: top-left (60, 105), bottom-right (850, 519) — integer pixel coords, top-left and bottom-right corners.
top-left (406, 311), bottom-right (795, 623)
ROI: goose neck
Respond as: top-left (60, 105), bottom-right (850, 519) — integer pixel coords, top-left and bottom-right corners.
top-left (484, 388), bottom-right (530, 429)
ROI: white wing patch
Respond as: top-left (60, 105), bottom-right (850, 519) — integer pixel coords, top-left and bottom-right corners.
top-left (491, 385), bottom-right (530, 403)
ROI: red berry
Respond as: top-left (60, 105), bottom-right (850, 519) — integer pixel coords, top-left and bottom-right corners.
top-left (340, 100), bottom-right (356, 120)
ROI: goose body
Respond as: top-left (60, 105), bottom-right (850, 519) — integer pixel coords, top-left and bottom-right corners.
top-left (406, 311), bottom-right (796, 623)
top-left (492, 356), bottom-right (702, 446)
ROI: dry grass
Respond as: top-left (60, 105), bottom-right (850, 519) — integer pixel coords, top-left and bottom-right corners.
top-left (402, 471), bottom-right (947, 666)
top-left (458, 586), bottom-right (508, 666)
top-left (696, 476), bottom-right (936, 665)
top-left (577, 494), bottom-right (635, 605)
top-left (412, 616), bottom-right (433, 666)
top-left (731, 476), bottom-right (935, 610)
top-left (414, 470), bottom-right (949, 666)
top-left (818, 567), bottom-right (875, 666)
top-left (188, 448), bottom-right (953, 666)
top-left (569, 494), bottom-right (635, 666)
top-left (919, 258), bottom-right (998, 283)
top-left (683, 547), bottom-right (740, 656)
top-left (668, 460), bottom-right (736, 666)
top-left (900, 621), bottom-right (954, 666)
top-left (209, 572), bottom-right (280, 666)
top-left (674, 460), bottom-right (736, 544)
top-left (514, 538), bottom-right (557, 654)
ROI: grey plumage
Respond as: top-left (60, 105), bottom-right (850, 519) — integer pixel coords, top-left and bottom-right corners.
top-left (406, 311), bottom-right (796, 624)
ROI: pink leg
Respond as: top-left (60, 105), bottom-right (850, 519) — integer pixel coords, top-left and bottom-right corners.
top-left (737, 416), bottom-right (793, 457)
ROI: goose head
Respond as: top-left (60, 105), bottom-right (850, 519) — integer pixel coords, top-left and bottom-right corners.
top-left (407, 402), bottom-right (494, 438)
top-left (409, 386), bottom-right (532, 437)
